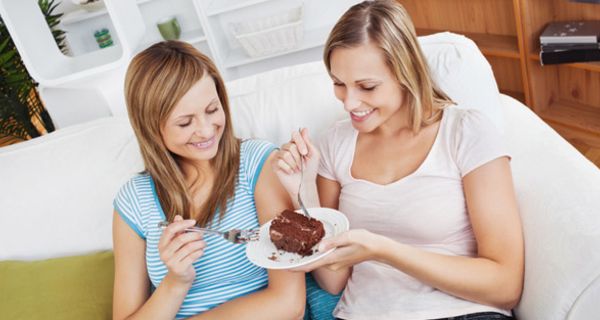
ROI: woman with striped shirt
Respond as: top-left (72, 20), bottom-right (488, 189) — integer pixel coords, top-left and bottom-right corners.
top-left (112, 41), bottom-right (305, 319)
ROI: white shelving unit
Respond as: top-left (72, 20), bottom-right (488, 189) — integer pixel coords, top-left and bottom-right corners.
top-left (223, 24), bottom-right (330, 68)
top-left (0, 0), bottom-right (361, 127)
top-left (0, 0), bottom-right (145, 87)
top-left (56, 0), bottom-right (361, 80)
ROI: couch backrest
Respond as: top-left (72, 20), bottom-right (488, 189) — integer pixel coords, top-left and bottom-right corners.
top-left (0, 32), bottom-right (502, 260)
top-left (227, 32), bottom-right (504, 146)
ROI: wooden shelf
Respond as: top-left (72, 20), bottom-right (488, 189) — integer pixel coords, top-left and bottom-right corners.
top-left (416, 28), bottom-right (520, 59)
top-left (528, 53), bottom-right (600, 72)
top-left (539, 100), bottom-right (600, 134)
top-left (501, 90), bottom-right (526, 104)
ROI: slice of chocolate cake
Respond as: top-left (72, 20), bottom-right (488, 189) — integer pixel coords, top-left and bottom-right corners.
top-left (269, 209), bottom-right (325, 256)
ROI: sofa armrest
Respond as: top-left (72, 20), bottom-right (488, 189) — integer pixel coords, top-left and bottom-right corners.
top-left (501, 94), bottom-right (600, 320)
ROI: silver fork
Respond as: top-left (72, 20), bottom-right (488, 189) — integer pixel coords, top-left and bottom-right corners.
top-left (158, 221), bottom-right (260, 244)
top-left (298, 142), bottom-right (312, 218)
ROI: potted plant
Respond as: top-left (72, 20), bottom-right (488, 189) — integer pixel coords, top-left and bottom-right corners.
top-left (0, 0), bottom-right (66, 146)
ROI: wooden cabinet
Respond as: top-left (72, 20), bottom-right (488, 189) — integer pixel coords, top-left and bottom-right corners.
top-left (399, 0), bottom-right (528, 104)
top-left (520, 0), bottom-right (600, 151)
top-left (398, 0), bottom-right (600, 153)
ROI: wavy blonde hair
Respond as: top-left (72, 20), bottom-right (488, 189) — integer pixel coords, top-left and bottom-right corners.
top-left (324, 0), bottom-right (453, 132)
top-left (124, 41), bottom-right (239, 226)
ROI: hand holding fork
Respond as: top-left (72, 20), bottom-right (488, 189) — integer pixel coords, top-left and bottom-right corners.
top-left (273, 128), bottom-right (320, 214)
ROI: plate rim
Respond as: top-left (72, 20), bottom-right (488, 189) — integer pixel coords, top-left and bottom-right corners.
top-left (245, 207), bottom-right (349, 270)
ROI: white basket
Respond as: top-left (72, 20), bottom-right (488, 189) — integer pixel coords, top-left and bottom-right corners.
top-left (231, 6), bottom-right (304, 58)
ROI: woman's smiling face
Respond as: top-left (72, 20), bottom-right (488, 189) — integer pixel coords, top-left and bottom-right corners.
top-left (330, 42), bottom-right (407, 133)
top-left (161, 74), bottom-right (226, 166)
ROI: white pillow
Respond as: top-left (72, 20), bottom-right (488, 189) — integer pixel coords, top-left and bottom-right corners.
top-left (228, 61), bottom-right (345, 145)
top-left (420, 32), bottom-right (504, 132)
top-left (0, 117), bottom-right (143, 261)
top-left (228, 31), bottom-right (504, 145)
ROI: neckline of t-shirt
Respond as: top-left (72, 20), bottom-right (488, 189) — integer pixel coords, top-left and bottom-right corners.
top-left (346, 108), bottom-right (448, 187)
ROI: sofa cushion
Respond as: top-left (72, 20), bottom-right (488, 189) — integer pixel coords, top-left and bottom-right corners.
top-left (420, 32), bottom-right (504, 132)
top-left (228, 32), bottom-right (504, 146)
top-left (0, 117), bottom-right (143, 261)
top-left (228, 60), bottom-right (344, 146)
top-left (0, 251), bottom-right (114, 319)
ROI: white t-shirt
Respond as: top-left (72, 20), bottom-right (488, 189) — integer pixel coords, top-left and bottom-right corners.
top-left (318, 107), bottom-right (511, 320)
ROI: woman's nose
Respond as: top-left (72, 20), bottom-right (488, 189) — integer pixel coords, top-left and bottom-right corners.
top-left (193, 119), bottom-right (213, 138)
top-left (343, 90), bottom-right (361, 111)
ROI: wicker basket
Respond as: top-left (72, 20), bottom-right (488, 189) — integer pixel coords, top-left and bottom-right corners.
top-left (231, 6), bottom-right (304, 58)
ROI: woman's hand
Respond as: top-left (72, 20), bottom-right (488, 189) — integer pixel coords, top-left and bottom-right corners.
top-left (158, 215), bottom-right (206, 287)
top-left (273, 128), bottom-right (320, 198)
top-left (291, 229), bottom-right (384, 272)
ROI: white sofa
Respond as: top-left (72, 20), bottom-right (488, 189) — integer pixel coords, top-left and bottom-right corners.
top-left (1, 33), bottom-right (599, 320)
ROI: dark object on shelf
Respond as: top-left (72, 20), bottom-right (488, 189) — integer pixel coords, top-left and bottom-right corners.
top-left (540, 48), bottom-right (600, 65)
top-left (541, 42), bottom-right (600, 52)
top-left (540, 20), bottom-right (600, 44)
top-left (570, 0), bottom-right (600, 3)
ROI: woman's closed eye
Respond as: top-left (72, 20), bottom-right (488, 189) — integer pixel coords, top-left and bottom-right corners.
top-left (360, 85), bottom-right (377, 91)
top-left (206, 107), bottom-right (219, 114)
top-left (333, 82), bottom-right (377, 91)
top-left (178, 121), bottom-right (191, 128)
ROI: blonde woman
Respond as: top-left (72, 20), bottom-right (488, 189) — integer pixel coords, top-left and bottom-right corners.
top-left (112, 41), bottom-right (304, 320)
top-left (274, 1), bottom-right (524, 319)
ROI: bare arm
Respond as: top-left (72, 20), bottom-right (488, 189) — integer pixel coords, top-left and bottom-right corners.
top-left (188, 153), bottom-right (305, 320)
top-left (309, 175), bottom-right (352, 295)
top-left (113, 212), bottom-right (199, 320)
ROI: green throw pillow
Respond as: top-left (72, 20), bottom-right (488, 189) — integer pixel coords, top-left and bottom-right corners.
top-left (0, 250), bottom-right (114, 320)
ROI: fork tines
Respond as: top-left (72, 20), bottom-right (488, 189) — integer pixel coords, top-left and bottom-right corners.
top-left (240, 229), bottom-right (260, 242)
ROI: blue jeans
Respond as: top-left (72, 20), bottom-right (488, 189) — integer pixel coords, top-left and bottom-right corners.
top-left (432, 312), bottom-right (514, 320)
top-left (336, 312), bottom-right (514, 320)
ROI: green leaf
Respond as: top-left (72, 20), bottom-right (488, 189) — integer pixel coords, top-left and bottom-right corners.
top-left (0, 37), bottom-right (11, 53)
top-left (0, 49), bottom-right (16, 65)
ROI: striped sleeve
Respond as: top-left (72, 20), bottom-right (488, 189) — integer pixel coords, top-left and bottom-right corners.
top-left (113, 177), bottom-right (146, 239)
top-left (241, 139), bottom-right (277, 194)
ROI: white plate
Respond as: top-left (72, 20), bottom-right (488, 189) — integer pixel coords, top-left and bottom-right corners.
top-left (246, 207), bottom-right (349, 270)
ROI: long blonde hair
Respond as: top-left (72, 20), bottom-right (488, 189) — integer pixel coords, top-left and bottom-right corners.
top-left (124, 41), bottom-right (240, 226)
top-left (324, 0), bottom-right (453, 132)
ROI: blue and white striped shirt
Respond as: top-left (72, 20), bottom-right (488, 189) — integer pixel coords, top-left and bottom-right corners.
top-left (114, 139), bottom-right (275, 319)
